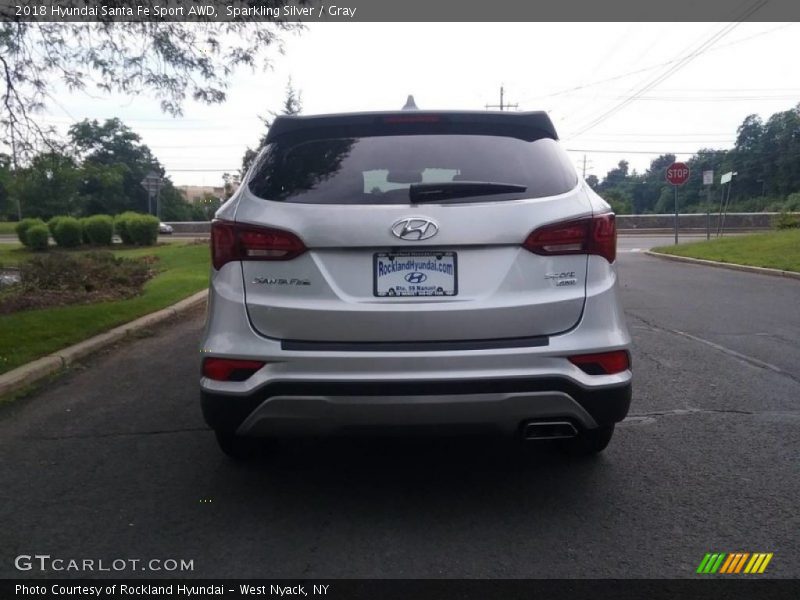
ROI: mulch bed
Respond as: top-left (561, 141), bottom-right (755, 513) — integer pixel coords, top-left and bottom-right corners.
top-left (0, 252), bottom-right (158, 315)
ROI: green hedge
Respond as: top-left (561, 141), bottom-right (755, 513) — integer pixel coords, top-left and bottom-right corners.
top-left (115, 212), bottom-right (159, 246)
top-left (52, 217), bottom-right (83, 248)
top-left (81, 215), bottom-right (114, 245)
top-left (15, 218), bottom-right (47, 247)
top-left (774, 211), bottom-right (800, 230)
top-left (114, 211), bottom-right (140, 245)
top-left (25, 224), bottom-right (50, 251)
top-left (47, 216), bottom-right (65, 237)
top-left (127, 214), bottom-right (160, 246)
top-left (16, 213), bottom-right (158, 249)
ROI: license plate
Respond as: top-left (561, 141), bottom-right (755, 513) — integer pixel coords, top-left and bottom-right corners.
top-left (374, 252), bottom-right (458, 297)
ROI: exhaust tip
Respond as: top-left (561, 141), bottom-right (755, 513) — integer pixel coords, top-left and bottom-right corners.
top-left (522, 420), bottom-right (578, 441)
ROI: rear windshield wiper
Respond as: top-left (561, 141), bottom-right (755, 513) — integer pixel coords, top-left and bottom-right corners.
top-left (408, 181), bottom-right (527, 203)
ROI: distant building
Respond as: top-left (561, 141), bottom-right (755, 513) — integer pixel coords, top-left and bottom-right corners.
top-left (177, 185), bottom-right (226, 204)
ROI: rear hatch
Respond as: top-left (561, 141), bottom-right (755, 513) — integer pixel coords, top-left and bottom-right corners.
top-left (224, 111), bottom-right (609, 343)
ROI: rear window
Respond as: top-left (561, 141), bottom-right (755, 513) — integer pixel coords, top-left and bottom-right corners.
top-left (248, 135), bottom-right (577, 204)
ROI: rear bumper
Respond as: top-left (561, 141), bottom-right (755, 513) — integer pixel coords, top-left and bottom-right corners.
top-left (200, 254), bottom-right (632, 437)
top-left (202, 378), bottom-right (631, 437)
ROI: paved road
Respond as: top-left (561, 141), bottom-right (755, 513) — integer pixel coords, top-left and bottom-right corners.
top-left (1, 235), bottom-right (798, 579)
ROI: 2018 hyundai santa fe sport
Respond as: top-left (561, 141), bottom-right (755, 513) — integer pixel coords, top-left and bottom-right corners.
top-left (200, 105), bottom-right (632, 459)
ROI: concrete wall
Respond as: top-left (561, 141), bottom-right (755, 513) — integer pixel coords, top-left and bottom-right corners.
top-left (166, 213), bottom-right (799, 235)
top-left (616, 212), bottom-right (796, 232)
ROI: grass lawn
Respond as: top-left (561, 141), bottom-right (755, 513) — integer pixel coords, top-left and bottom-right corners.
top-left (0, 222), bottom-right (18, 235)
top-left (0, 241), bottom-right (209, 375)
top-left (653, 229), bottom-right (800, 273)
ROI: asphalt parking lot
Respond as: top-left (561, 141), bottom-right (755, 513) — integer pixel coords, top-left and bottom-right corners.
top-left (1, 234), bottom-right (798, 578)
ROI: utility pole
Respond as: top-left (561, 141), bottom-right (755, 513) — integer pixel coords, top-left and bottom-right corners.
top-left (582, 155), bottom-right (587, 179)
top-left (485, 85), bottom-right (518, 111)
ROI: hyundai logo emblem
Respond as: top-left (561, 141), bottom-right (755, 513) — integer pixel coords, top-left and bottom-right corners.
top-left (405, 272), bottom-right (428, 284)
top-left (390, 217), bottom-right (439, 241)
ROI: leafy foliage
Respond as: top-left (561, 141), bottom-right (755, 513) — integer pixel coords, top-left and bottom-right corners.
top-left (114, 211), bottom-right (139, 245)
top-left (15, 217), bottom-right (45, 246)
top-left (1, 119), bottom-right (202, 221)
top-left (24, 223), bottom-right (49, 251)
top-left (47, 216), bottom-right (64, 236)
top-left (52, 216), bottom-right (83, 248)
top-left (594, 104), bottom-right (800, 214)
top-left (0, 10), bottom-right (301, 155)
top-left (81, 215), bottom-right (114, 245)
top-left (117, 212), bottom-right (160, 246)
top-left (240, 78), bottom-right (304, 176)
top-left (773, 211), bottom-right (800, 230)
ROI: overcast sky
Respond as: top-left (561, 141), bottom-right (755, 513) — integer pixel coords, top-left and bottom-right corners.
top-left (37, 22), bottom-right (800, 187)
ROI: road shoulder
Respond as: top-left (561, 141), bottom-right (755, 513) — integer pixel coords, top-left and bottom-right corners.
top-left (645, 250), bottom-right (800, 280)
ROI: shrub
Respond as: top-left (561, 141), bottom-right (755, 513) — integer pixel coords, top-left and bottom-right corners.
top-left (52, 216), bottom-right (83, 248)
top-left (773, 210), bottom-right (800, 230)
top-left (25, 224), bottom-right (50, 251)
top-left (81, 222), bottom-right (92, 244)
top-left (114, 211), bottom-right (140, 245)
top-left (81, 215), bottom-right (114, 245)
top-left (47, 216), bottom-right (65, 236)
top-left (126, 214), bottom-right (160, 246)
top-left (15, 218), bottom-right (46, 247)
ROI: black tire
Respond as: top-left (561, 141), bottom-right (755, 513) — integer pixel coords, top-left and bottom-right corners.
top-left (559, 425), bottom-right (615, 456)
top-left (214, 430), bottom-right (262, 461)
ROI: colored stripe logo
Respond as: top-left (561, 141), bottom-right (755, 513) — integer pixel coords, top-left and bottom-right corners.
top-left (697, 552), bottom-right (773, 574)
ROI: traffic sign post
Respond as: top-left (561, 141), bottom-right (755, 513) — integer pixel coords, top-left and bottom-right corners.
top-left (717, 171), bottom-right (737, 237)
top-left (140, 172), bottom-right (163, 218)
top-left (703, 170), bottom-right (714, 240)
top-left (666, 162), bottom-right (690, 245)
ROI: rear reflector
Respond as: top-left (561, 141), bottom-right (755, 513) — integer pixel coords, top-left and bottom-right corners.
top-left (523, 213), bottom-right (616, 263)
top-left (568, 351), bottom-right (630, 375)
top-left (211, 220), bottom-right (307, 270)
top-left (202, 358), bottom-right (266, 382)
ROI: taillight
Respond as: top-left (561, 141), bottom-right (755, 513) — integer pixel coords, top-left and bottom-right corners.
top-left (211, 220), bottom-right (306, 270)
top-left (569, 351), bottom-right (630, 375)
top-left (202, 358), bottom-right (266, 382)
top-left (523, 213), bottom-right (616, 263)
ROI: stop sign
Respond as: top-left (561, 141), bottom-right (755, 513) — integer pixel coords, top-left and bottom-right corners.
top-left (666, 162), bottom-right (690, 186)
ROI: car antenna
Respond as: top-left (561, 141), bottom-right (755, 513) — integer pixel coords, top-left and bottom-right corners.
top-left (402, 95), bottom-right (418, 110)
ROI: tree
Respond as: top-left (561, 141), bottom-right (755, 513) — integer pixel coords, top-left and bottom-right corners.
top-left (197, 193), bottom-right (223, 220)
top-left (69, 118), bottom-right (162, 214)
top-left (0, 153), bottom-right (13, 219)
top-left (78, 162), bottom-right (128, 216)
top-left (0, 7), bottom-right (303, 157)
top-left (598, 160), bottom-right (630, 191)
top-left (240, 78), bottom-right (304, 175)
top-left (13, 152), bottom-right (81, 219)
top-left (159, 182), bottom-right (196, 221)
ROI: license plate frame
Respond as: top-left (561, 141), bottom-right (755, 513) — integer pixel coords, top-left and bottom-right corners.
top-left (373, 251), bottom-right (458, 297)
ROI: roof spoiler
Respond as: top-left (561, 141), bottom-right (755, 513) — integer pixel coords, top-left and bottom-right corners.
top-left (266, 110), bottom-right (558, 143)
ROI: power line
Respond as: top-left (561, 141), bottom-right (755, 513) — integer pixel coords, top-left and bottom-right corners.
top-left (531, 23), bottom-right (793, 102)
top-left (566, 0), bottom-right (769, 138)
top-left (565, 148), bottom-right (722, 155)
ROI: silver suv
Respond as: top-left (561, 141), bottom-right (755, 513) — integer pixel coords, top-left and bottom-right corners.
top-left (201, 107), bottom-right (631, 458)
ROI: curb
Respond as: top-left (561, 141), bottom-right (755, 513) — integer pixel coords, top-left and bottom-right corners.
top-left (644, 250), bottom-right (800, 280)
top-left (0, 290), bottom-right (208, 398)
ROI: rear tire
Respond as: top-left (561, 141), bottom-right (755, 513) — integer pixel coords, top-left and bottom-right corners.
top-left (559, 425), bottom-right (615, 456)
top-left (214, 430), bottom-right (262, 461)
